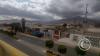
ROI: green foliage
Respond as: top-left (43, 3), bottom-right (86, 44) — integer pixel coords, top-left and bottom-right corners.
top-left (12, 35), bottom-right (18, 40)
top-left (57, 45), bottom-right (67, 54)
top-left (61, 23), bottom-right (67, 31)
top-left (75, 46), bottom-right (86, 56)
top-left (45, 40), bottom-right (54, 49)
top-left (62, 23), bottom-right (67, 27)
top-left (0, 30), bottom-right (18, 40)
top-left (10, 22), bottom-right (21, 32)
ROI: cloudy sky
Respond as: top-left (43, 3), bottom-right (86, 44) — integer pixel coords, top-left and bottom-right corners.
top-left (0, 0), bottom-right (100, 21)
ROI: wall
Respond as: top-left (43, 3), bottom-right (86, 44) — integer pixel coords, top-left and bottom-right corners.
top-left (0, 40), bottom-right (28, 56)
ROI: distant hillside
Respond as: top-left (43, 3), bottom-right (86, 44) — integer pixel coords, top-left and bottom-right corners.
top-left (0, 17), bottom-right (99, 25)
top-left (0, 19), bottom-right (20, 24)
top-left (47, 16), bottom-right (99, 25)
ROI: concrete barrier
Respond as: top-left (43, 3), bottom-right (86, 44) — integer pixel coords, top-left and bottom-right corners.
top-left (0, 40), bottom-right (28, 56)
top-left (0, 46), bottom-right (5, 56)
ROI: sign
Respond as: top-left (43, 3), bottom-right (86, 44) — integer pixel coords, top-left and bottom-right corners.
top-left (52, 30), bottom-right (60, 41)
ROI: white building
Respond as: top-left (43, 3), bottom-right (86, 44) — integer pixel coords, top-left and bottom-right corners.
top-left (69, 33), bottom-right (100, 48)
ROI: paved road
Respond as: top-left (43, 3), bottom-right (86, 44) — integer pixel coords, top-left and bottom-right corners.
top-left (0, 33), bottom-right (44, 56)
top-left (16, 33), bottom-right (99, 56)
top-left (17, 39), bottom-right (46, 55)
top-left (16, 33), bottom-right (45, 47)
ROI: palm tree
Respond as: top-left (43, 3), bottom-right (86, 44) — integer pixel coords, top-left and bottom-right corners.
top-left (21, 18), bottom-right (26, 32)
top-left (10, 23), bottom-right (14, 31)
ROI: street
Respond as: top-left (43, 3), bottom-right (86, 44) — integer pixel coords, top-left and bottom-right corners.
top-left (0, 32), bottom-right (99, 56)
top-left (16, 33), bottom-right (98, 56)
top-left (0, 33), bottom-right (44, 56)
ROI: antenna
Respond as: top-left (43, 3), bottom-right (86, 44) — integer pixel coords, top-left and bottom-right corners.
top-left (82, 0), bottom-right (88, 24)
top-left (84, 3), bottom-right (88, 23)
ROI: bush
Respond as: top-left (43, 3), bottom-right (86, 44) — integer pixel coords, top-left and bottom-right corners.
top-left (57, 45), bottom-right (67, 54)
top-left (0, 30), bottom-right (17, 40)
top-left (0, 29), bottom-right (3, 32)
top-left (75, 46), bottom-right (86, 56)
top-left (45, 40), bottom-right (54, 49)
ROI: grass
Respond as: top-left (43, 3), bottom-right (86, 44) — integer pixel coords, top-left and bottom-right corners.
top-left (0, 29), bottom-right (18, 40)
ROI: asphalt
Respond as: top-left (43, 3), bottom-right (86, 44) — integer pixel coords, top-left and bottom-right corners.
top-left (16, 33), bottom-right (45, 47)
top-left (0, 33), bottom-right (44, 56)
top-left (0, 32), bottom-right (98, 56)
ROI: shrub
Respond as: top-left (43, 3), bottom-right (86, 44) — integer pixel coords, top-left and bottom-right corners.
top-left (57, 45), bottom-right (67, 54)
top-left (75, 46), bottom-right (86, 56)
top-left (45, 40), bottom-right (54, 49)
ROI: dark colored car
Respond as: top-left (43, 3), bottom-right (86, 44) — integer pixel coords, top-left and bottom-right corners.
top-left (32, 31), bottom-right (44, 37)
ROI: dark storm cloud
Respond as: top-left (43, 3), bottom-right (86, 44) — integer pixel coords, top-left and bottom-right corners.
top-left (92, 1), bottom-right (100, 12)
top-left (46, 0), bottom-right (82, 18)
top-left (47, 7), bottom-right (83, 18)
top-left (0, 5), bottom-right (54, 21)
top-left (0, 0), bottom-right (100, 21)
top-left (47, 0), bottom-right (100, 19)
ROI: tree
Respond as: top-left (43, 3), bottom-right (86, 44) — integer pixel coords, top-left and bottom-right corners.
top-left (14, 23), bottom-right (20, 32)
top-left (75, 46), bottom-right (86, 56)
top-left (10, 23), bottom-right (21, 36)
top-left (62, 23), bottom-right (67, 32)
top-left (21, 18), bottom-right (26, 32)
top-left (77, 24), bottom-right (83, 28)
top-left (62, 23), bottom-right (67, 28)
top-left (10, 23), bottom-right (21, 32)
top-left (55, 25), bottom-right (61, 30)
top-left (57, 45), bottom-right (67, 54)
top-left (10, 23), bottom-right (14, 31)
top-left (45, 40), bottom-right (54, 49)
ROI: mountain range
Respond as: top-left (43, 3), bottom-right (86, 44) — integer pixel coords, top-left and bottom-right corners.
top-left (0, 16), bottom-right (99, 25)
